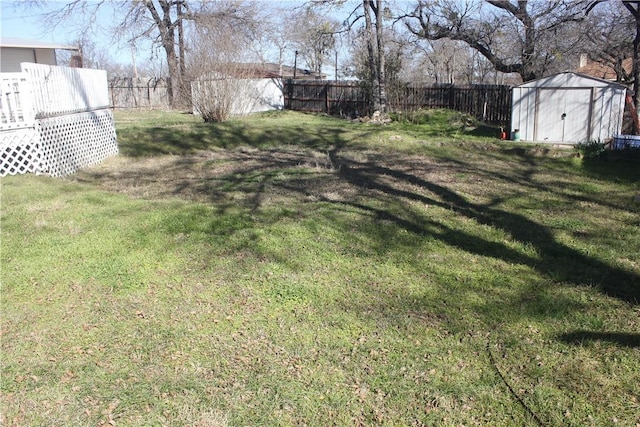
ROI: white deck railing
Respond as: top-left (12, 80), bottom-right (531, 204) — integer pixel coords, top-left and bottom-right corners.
top-left (1, 73), bottom-right (36, 130)
top-left (1, 63), bottom-right (118, 177)
top-left (21, 63), bottom-right (111, 117)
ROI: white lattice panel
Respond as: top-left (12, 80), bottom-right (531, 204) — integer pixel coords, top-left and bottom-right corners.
top-left (0, 128), bottom-right (41, 176)
top-left (37, 109), bottom-right (118, 177)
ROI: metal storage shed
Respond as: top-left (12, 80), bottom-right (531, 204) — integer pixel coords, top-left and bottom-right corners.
top-left (511, 72), bottom-right (627, 144)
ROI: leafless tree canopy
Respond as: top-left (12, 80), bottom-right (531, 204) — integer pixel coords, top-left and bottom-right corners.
top-left (290, 8), bottom-right (339, 76)
top-left (18, 0), bottom-right (638, 126)
top-left (404, 0), bottom-right (598, 82)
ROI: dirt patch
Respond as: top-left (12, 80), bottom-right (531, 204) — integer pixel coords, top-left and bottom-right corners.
top-left (70, 147), bottom-right (354, 207)
top-left (69, 145), bottom-right (509, 212)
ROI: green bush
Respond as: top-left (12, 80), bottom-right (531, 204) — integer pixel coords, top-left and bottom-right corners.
top-left (574, 140), bottom-right (606, 158)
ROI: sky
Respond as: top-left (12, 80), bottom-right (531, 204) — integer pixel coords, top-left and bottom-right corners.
top-left (0, 0), bottom-right (359, 77)
top-left (1, 0), bottom-right (153, 65)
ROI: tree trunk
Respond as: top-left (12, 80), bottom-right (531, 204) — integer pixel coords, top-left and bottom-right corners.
top-left (144, 0), bottom-right (180, 108)
top-left (623, 1), bottom-right (640, 134)
top-left (177, 0), bottom-right (188, 106)
top-left (374, 0), bottom-right (386, 113)
top-left (363, 0), bottom-right (376, 111)
top-left (364, 0), bottom-right (386, 113)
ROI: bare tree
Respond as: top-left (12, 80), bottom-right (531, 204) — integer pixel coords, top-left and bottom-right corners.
top-left (582, 1), bottom-right (633, 83)
top-left (187, 2), bottom-right (275, 122)
top-left (290, 8), bottom-right (339, 77)
top-left (586, 0), bottom-right (640, 135)
top-left (406, 39), bottom-right (463, 84)
top-left (252, 8), bottom-right (295, 76)
top-left (359, 0), bottom-right (387, 112)
top-left (309, 0), bottom-right (389, 112)
top-left (27, 1), bottom-right (258, 108)
top-left (29, 1), bottom-right (186, 106)
top-left (54, 36), bottom-right (111, 70)
top-left (138, 0), bottom-right (184, 106)
top-left (404, 0), bottom-right (596, 82)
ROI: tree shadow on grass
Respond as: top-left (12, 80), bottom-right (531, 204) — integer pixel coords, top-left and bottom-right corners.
top-left (558, 330), bottom-right (640, 348)
top-left (580, 156), bottom-right (640, 185)
top-left (326, 141), bottom-right (640, 305)
top-left (117, 113), bottom-right (355, 157)
top-left (87, 118), bottom-right (640, 306)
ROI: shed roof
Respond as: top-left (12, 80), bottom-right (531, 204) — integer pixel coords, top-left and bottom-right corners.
top-left (0, 36), bottom-right (78, 51)
top-left (516, 72), bottom-right (628, 89)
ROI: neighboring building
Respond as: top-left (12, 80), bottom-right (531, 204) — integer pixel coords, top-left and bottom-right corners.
top-left (576, 54), bottom-right (633, 83)
top-left (191, 63), bottom-right (327, 118)
top-left (218, 62), bottom-right (327, 80)
top-left (1, 37), bottom-right (80, 72)
top-left (511, 72), bottom-right (627, 144)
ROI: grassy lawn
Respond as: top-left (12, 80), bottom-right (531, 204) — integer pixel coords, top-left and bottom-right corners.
top-left (2, 109), bottom-right (639, 426)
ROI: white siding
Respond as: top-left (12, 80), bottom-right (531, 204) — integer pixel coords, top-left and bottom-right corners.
top-left (33, 49), bottom-right (57, 66)
top-left (510, 87), bottom-right (536, 141)
top-left (1, 48), bottom-right (36, 72)
top-left (535, 88), bottom-right (592, 142)
top-left (591, 87), bottom-right (625, 141)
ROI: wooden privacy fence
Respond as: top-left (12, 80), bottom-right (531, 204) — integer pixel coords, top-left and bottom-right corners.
top-left (1, 63), bottom-right (118, 177)
top-left (284, 80), bottom-right (512, 124)
top-left (109, 77), bottom-right (170, 109)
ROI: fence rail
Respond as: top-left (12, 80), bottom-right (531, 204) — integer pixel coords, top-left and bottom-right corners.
top-left (109, 77), bottom-right (170, 109)
top-left (284, 80), bottom-right (512, 124)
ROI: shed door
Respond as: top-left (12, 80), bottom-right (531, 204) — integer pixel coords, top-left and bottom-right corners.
top-left (535, 88), bottom-right (592, 143)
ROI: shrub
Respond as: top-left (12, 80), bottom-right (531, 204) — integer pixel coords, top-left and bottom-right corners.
top-left (574, 140), bottom-right (606, 159)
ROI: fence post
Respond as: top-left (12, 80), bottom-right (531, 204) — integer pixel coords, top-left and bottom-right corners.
top-left (285, 79), bottom-right (292, 110)
top-left (325, 82), bottom-right (330, 114)
top-left (449, 85), bottom-right (455, 111)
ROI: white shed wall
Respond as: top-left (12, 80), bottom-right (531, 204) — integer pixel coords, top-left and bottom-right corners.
top-left (192, 77), bottom-right (284, 117)
top-left (242, 78), bottom-right (284, 114)
top-left (511, 87), bottom-right (536, 141)
top-left (591, 87), bottom-right (625, 140)
top-left (511, 73), bottom-right (626, 144)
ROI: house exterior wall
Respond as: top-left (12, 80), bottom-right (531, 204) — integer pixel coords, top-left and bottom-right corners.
top-left (511, 73), bottom-right (626, 144)
top-left (1, 47), bottom-right (57, 72)
top-left (34, 49), bottom-right (57, 66)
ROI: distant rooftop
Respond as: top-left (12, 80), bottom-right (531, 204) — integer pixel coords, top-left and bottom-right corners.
top-left (195, 62), bottom-right (327, 80)
top-left (576, 58), bottom-right (632, 82)
top-left (0, 36), bottom-right (78, 51)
